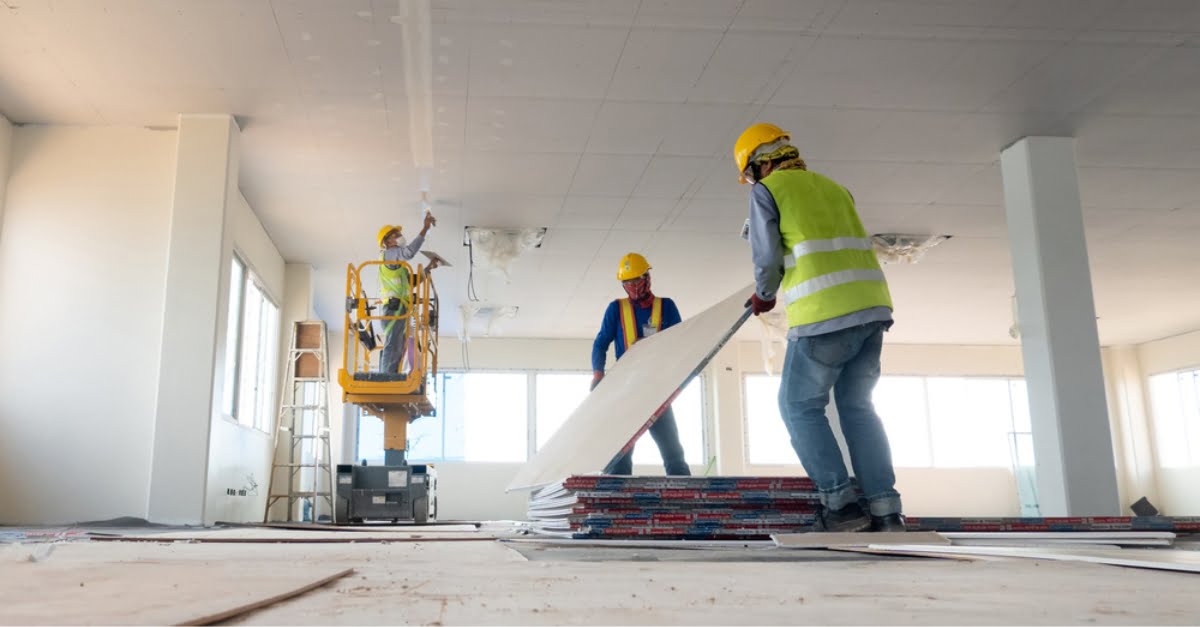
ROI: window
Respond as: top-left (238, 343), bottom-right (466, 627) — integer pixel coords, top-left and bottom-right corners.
top-left (356, 370), bottom-right (709, 467)
top-left (744, 374), bottom-right (1030, 468)
top-left (1149, 369), bottom-right (1200, 467)
top-left (220, 254), bottom-right (280, 432)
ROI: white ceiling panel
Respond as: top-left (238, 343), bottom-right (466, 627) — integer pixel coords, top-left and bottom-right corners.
top-left (1085, 46), bottom-right (1200, 116)
top-left (432, 0), bottom-right (640, 27)
top-left (585, 102), bottom-right (675, 154)
top-left (465, 24), bottom-right (628, 99)
top-left (687, 31), bottom-right (806, 104)
top-left (1088, 0), bottom-right (1200, 33)
top-left (1073, 114), bottom-right (1200, 169)
top-left (634, 0), bottom-right (743, 29)
top-left (462, 152), bottom-right (578, 196)
top-left (982, 44), bottom-right (1161, 114)
top-left (632, 156), bottom-right (712, 198)
top-left (459, 194), bottom-right (564, 228)
top-left (614, 197), bottom-right (679, 231)
top-left (466, 98), bottom-right (598, 154)
top-left (1077, 167), bottom-right (1200, 210)
top-left (607, 29), bottom-right (725, 102)
top-left (567, 154), bottom-right (652, 197)
top-left (556, 196), bottom-right (628, 230)
top-left (658, 103), bottom-right (750, 156)
top-left (730, 0), bottom-right (834, 31)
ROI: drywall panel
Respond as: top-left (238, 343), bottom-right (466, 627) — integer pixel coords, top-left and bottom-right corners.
top-left (509, 285), bottom-right (754, 490)
top-left (0, 126), bottom-right (177, 524)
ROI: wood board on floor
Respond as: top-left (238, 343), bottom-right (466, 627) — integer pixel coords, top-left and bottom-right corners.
top-left (771, 532), bottom-right (950, 548)
top-left (508, 284), bottom-right (754, 491)
top-left (861, 544), bottom-right (1200, 574)
top-left (941, 531), bottom-right (1174, 547)
top-left (0, 543), bottom-right (356, 625)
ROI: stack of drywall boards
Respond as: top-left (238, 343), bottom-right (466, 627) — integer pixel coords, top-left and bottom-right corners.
top-left (527, 475), bottom-right (821, 539)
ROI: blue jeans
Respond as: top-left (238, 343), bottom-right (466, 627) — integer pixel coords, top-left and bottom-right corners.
top-left (378, 302), bottom-right (407, 375)
top-left (604, 406), bottom-right (691, 476)
top-left (778, 321), bottom-right (902, 516)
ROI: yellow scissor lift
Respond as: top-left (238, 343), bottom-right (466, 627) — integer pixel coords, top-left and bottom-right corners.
top-left (335, 259), bottom-right (439, 524)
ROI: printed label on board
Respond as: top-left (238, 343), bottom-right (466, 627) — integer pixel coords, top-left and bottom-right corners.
top-left (388, 470), bottom-right (409, 487)
top-left (338, 475), bottom-right (352, 484)
top-left (372, 495), bottom-right (386, 505)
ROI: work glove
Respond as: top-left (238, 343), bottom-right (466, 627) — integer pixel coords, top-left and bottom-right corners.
top-left (747, 293), bottom-right (776, 315)
top-left (590, 371), bottom-right (604, 391)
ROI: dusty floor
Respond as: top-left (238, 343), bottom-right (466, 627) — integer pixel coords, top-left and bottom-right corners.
top-left (2, 525), bottom-right (1198, 625)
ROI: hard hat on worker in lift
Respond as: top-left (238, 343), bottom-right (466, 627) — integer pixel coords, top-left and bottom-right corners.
top-left (377, 225), bottom-right (402, 248)
top-left (617, 253), bottom-right (651, 281)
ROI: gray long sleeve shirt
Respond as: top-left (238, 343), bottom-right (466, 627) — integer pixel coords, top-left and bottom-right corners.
top-left (383, 234), bottom-right (426, 269)
top-left (747, 182), bottom-right (892, 338)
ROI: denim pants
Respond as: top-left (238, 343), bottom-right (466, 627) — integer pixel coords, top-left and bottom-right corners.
top-left (779, 321), bottom-right (902, 516)
top-left (604, 406), bottom-right (691, 476)
top-left (378, 303), bottom-right (408, 375)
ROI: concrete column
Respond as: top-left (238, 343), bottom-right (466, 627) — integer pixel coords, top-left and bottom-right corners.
top-left (0, 114), bottom-right (13, 238)
top-left (147, 115), bottom-right (240, 524)
top-left (1000, 136), bottom-right (1120, 516)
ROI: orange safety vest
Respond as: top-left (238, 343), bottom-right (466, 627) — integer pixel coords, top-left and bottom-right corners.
top-left (618, 297), bottom-right (663, 352)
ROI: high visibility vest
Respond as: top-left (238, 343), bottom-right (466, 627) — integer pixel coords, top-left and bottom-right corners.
top-left (379, 253), bottom-right (412, 333)
top-left (760, 169), bottom-right (892, 328)
top-left (618, 297), bottom-right (662, 352)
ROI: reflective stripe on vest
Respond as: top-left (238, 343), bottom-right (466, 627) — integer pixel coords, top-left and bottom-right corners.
top-left (379, 253), bottom-right (413, 333)
top-left (618, 297), bottom-right (662, 352)
top-left (760, 169), bottom-right (892, 327)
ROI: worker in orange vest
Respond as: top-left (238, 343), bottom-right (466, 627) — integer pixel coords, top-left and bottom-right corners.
top-left (591, 253), bottom-right (690, 476)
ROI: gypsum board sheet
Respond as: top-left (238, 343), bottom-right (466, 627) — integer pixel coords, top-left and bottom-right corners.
top-left (861, 544), bottom-right (1200, 574)
top-left (771, 531), bottom-right (950, 548)
top-left (87, 535), bottom-right (496, 544)
top-left (941, 531), bottom-right (1174, 546)
top-left (507, 284), bottom-right (754, 491)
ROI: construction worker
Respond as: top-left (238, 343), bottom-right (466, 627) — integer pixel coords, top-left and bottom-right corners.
top-left (377, 212), bottom-right (436, 375)
top-left (735, 123), bottom-right (904, 532)
top-left (591, 253), bottom-right (690, 476)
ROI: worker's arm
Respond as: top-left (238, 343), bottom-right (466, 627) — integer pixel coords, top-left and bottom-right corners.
top-left (748, 183), bottom-right (784, 301)
top-left (661, 298), bottom-right (682, 331)
top-left (591, 301), bottom-right (618, 375)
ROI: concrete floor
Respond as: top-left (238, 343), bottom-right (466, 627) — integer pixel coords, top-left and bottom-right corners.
top-left (2, 526), bottom-right (1199, 625)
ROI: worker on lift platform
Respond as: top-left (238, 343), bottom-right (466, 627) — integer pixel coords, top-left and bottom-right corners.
top-left (376, 212), bottom-right (437, 375)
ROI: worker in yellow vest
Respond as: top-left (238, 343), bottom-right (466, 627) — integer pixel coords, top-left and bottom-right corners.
top-left (376, 212), bottom-right (436, 375)
top-left (735, 123), bottom-right (904, 532)
top-left (591, 253), bottom-right (690, 476)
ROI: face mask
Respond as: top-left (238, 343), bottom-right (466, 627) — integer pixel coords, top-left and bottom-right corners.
top-left (623, 276), bottom-right (652, 303)
top-left (393, 236), bottom-right (407, 249)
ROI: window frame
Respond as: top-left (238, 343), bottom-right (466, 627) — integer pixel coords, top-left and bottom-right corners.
top-left (221, 251), bottom-right (281, 434)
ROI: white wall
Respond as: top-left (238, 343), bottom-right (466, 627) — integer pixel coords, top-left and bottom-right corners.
top-left (204, 191), bottom-right (286, 525)
top-left (0, 126), bottom-right (177, 524)
top-left (1135, 330), bottom-right (1200, 515)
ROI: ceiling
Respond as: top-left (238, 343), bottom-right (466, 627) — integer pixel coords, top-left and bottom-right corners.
top-left (2, 0), bottom-right (1199, 346)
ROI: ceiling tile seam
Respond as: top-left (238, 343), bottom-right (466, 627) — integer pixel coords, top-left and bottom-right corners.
top-left (555, 0), bottom-right (646, 319)
top-left (680, 0), bottom-right (745, 105)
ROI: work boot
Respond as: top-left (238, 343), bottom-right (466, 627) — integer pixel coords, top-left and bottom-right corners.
top-left (813, 502), bottom-right (871, 532)
top-left (870, 513), bottom-right (907, 532)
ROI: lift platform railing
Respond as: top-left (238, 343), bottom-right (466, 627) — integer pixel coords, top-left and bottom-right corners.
top-left (338, 260), bottom-right (439, 402)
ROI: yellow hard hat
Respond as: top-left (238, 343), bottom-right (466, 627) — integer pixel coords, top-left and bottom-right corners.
top-left (617, 253), bottom-right (651, 281)
top-left (377, 224), bottom-right (401, 248)
top-left (734, 123), bottom-right (789, 184)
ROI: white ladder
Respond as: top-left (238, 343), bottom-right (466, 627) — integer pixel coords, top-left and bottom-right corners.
top-left (265, 320), bottom-right (336, 523)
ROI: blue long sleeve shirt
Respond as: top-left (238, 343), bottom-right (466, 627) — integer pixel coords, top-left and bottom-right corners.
top-left (591, 298), bottom-right (682, 373)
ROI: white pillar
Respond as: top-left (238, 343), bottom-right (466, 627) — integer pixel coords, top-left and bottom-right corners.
top-left (147, 115), bottom-right (240, 524)
top-left (0, 114), bottom-right (13, 238)
top-left (1001, 136), bottom-right (1120, 516)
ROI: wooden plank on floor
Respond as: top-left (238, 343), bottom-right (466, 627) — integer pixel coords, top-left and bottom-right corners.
top-left (772, 532), bottom-right (949, 548)
top-left (177, 568), bottom-right (354, 625)
top-left (88, 535), bottom-right (495, 544)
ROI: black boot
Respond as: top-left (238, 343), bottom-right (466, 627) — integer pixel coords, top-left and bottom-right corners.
top-left (814, 502), bottom-right (871, 532)
top-left (870, 513), bottom-right (907, 532)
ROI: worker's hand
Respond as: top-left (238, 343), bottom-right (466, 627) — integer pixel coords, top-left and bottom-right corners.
top-left (590, 371), bottom-right (604, 391)
top-left (421, 212), bottom-right (437, 235)
top-left (748, 293), bottom-right (776, 315)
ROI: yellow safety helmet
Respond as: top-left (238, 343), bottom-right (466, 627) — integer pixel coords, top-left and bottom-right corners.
top-left (377, 224), bottom-right (401, 248)
top-left (734, 123), bottom-right (789, 184)
top-left (617, 253), bottom-right (651, 281)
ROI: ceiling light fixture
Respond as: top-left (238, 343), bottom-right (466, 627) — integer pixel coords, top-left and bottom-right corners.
top-left (871, 233), bottom-right (951, 264)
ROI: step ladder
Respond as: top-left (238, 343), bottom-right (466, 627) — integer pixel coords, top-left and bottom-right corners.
top-left (265, 320), bottom-right (337, 523)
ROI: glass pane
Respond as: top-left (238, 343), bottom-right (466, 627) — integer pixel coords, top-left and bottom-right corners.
top-left (1182, 371), bottom-right (1200, 465)
top-left (926, 378), bottom-right (1013, 467)
top-left (874, 376), bottom-right (932, 467)
top-left (415, 372), bottom-right (528, 463)
top-left (257, 296), bottom-right (280, 432)
top-left (632, 376), bottom-right (705, 468)
top-left (236, 281), bottom-right (263, 427)
top-left (357, 408), bottom-right (385, 464)
top-left (535, 373), bottom-right (591, 450)
top-left (744, 374), bottom-right (796, 465)
top-left (1009, 379), bottom-right (1032, 433)
top-left (221, 257), bottom-right (245, 416)
top-left (1149, 373), bottom-right (1189, 468)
